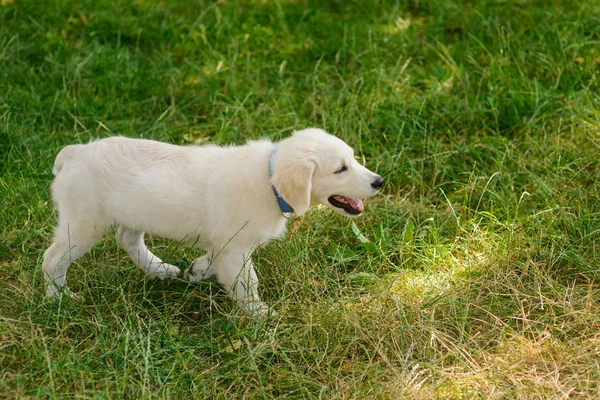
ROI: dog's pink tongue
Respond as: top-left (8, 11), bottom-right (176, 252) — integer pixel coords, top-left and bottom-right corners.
top-left (352, 199), bottom-right (365, 212)
top-left (333, 196), bottom-right (364, 212)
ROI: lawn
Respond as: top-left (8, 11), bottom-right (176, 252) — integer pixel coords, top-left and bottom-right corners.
top-left (1, 0), bottom-right (600, 397)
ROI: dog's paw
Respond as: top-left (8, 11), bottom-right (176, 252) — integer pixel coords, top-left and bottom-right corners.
top-left (45, 285), bottom-right (81, 300)
top-left (185, 255), bottom-right (216, 282)
top-left (240, 300), bottom-right (276, 316)
top-left (146, 263), bottom-right (181, 280)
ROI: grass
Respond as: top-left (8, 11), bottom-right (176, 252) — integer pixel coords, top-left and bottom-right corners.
top-left (1, 0), bottom-right (600, 397)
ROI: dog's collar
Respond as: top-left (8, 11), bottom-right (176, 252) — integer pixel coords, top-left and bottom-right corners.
top-left (269, 149), bottom-right (294, 215)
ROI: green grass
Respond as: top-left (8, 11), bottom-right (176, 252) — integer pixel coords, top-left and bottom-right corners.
top-left (2, 0), bottom-right (600, 397)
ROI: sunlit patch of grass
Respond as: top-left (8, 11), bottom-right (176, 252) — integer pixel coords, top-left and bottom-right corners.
top-left (389, 269), bottom-right (453, 307)
top-left (379, 221), bottom-right (502, 306)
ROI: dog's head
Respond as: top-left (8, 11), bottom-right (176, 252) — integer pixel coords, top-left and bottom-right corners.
top-left (271, 128), bottom-right (383, 217)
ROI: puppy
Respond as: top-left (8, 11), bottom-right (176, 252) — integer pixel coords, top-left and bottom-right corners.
top-left (42, 128), bottom-right (383, 312)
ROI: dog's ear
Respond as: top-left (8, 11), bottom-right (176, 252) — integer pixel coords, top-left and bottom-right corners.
top-left (271, 154), bottom-right (316, 216)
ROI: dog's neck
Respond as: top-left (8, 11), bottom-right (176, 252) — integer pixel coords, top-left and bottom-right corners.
top-left (269, 149), bottom-right (294, 215)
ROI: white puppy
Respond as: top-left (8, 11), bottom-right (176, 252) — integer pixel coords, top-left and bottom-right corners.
top-left (42, 128), bottom-right (383, 312)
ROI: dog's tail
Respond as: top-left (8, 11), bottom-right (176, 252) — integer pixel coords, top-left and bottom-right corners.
top-left (53, 144), bottom-right (84, 175)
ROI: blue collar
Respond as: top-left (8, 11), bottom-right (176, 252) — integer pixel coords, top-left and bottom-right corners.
top-left (269, 149), bottom-right (294, 214)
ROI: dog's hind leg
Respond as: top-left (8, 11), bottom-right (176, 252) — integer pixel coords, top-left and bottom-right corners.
top-left (185, 254), bottom-right (217, 282)
top-left (43, 222), bottom-right (104, 298)
top-left (117, 226), bottom-right (181, 279)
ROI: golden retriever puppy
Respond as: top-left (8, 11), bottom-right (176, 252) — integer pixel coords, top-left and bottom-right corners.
top-left (42, 128), bottom-right (383, 313)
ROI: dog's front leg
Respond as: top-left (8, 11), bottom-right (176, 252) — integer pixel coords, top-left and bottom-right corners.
top-left (213, 250), bottom-right (270, 314)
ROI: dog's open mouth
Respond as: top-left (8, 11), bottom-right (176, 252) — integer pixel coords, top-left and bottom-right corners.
top-left (328, 195), bottom-right (364, 216)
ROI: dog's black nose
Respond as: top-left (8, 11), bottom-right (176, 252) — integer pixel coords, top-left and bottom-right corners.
top-left (371, 176), bottom-right (383, 190)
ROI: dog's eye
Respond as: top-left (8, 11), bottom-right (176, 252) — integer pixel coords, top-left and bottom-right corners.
top-left (334, 165), bottom-right (347, 174)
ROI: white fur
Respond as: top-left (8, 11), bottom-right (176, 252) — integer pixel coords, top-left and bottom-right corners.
top-left (42, 128), bottom-right (382, 313)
